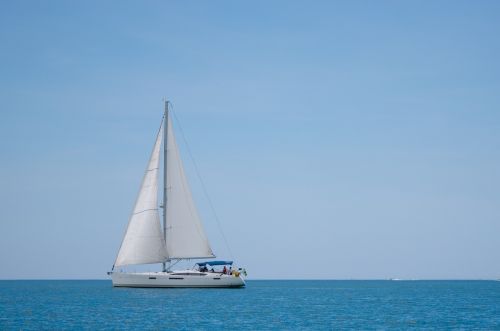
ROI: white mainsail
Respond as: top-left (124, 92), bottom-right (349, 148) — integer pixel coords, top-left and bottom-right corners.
top-left (165, 116), bottom-right (215, 259)
top-left (114, 121), bottom-right (168, 267)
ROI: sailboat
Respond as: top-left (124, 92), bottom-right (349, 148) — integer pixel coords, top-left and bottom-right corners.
top-left (109, 101), bottom-right (245, 288)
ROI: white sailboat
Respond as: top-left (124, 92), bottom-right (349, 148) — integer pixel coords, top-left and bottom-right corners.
top-left (109, 101), bottom-right (245, 288)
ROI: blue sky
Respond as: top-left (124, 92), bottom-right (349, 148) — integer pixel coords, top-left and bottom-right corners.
top-left (1, 1), bottom-right (499, 279)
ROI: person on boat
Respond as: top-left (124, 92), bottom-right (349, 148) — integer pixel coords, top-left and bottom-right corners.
top-left (222, 266), bottom-right (227, 274)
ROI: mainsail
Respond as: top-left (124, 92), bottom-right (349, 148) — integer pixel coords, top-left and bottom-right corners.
top-left (114, 121), bottom-right (168, 267)
top-left (165, 115), bottom-right (215, 259)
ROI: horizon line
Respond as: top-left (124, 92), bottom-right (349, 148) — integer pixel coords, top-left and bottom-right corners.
top-left (1, 278), bottom-right (498, 281)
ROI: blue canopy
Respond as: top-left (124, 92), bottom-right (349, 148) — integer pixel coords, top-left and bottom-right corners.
top-left (196, 261), bottom-right (233, 267)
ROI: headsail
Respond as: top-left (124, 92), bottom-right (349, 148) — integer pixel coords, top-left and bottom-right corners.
top-left (165, 115), bottom-right (215, 259)
top-left (114, 120), bottom-right (168, 267)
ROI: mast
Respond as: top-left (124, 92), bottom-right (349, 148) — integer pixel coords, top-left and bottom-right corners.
top-left (162, 100), bottom-right (169, 272)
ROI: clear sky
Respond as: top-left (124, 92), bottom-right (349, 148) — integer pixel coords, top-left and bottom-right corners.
top-left (1, 1), bottom-right (499, 279)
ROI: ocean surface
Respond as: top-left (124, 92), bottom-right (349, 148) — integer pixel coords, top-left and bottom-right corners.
top-left (0, 280), bottom-right (499, 330)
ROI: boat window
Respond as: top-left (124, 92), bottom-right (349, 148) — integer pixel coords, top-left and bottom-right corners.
top-left (169, 277), bottom-right (184, 280)
top-left (213, 278), bottom-right (221, 280)
top-left (148, 277), bottom-right (156, 280)
top-left (171, 273), bottom-right (207, 276)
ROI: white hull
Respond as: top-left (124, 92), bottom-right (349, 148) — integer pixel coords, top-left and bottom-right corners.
top-left (111, 271), bottom-right (245, 288)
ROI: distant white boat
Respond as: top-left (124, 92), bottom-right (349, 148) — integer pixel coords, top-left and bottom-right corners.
top-left (109, 101), bottom-right (245, 288)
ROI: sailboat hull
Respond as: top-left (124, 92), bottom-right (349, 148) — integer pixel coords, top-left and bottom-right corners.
top-left (111, 271), bottom-right (245, 288)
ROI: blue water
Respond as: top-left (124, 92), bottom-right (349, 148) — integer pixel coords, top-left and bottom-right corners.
top-left (0, 280), bottom-right (499, 330)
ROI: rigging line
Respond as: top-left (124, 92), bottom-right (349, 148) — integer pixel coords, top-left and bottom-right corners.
top-left (131, 208), bottom-right (159, 215)
top-left (170, 106), bottom-right (235, 261)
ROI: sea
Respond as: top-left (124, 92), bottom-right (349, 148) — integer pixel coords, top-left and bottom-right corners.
top-left (0, 280), bottom-right (499, 330)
